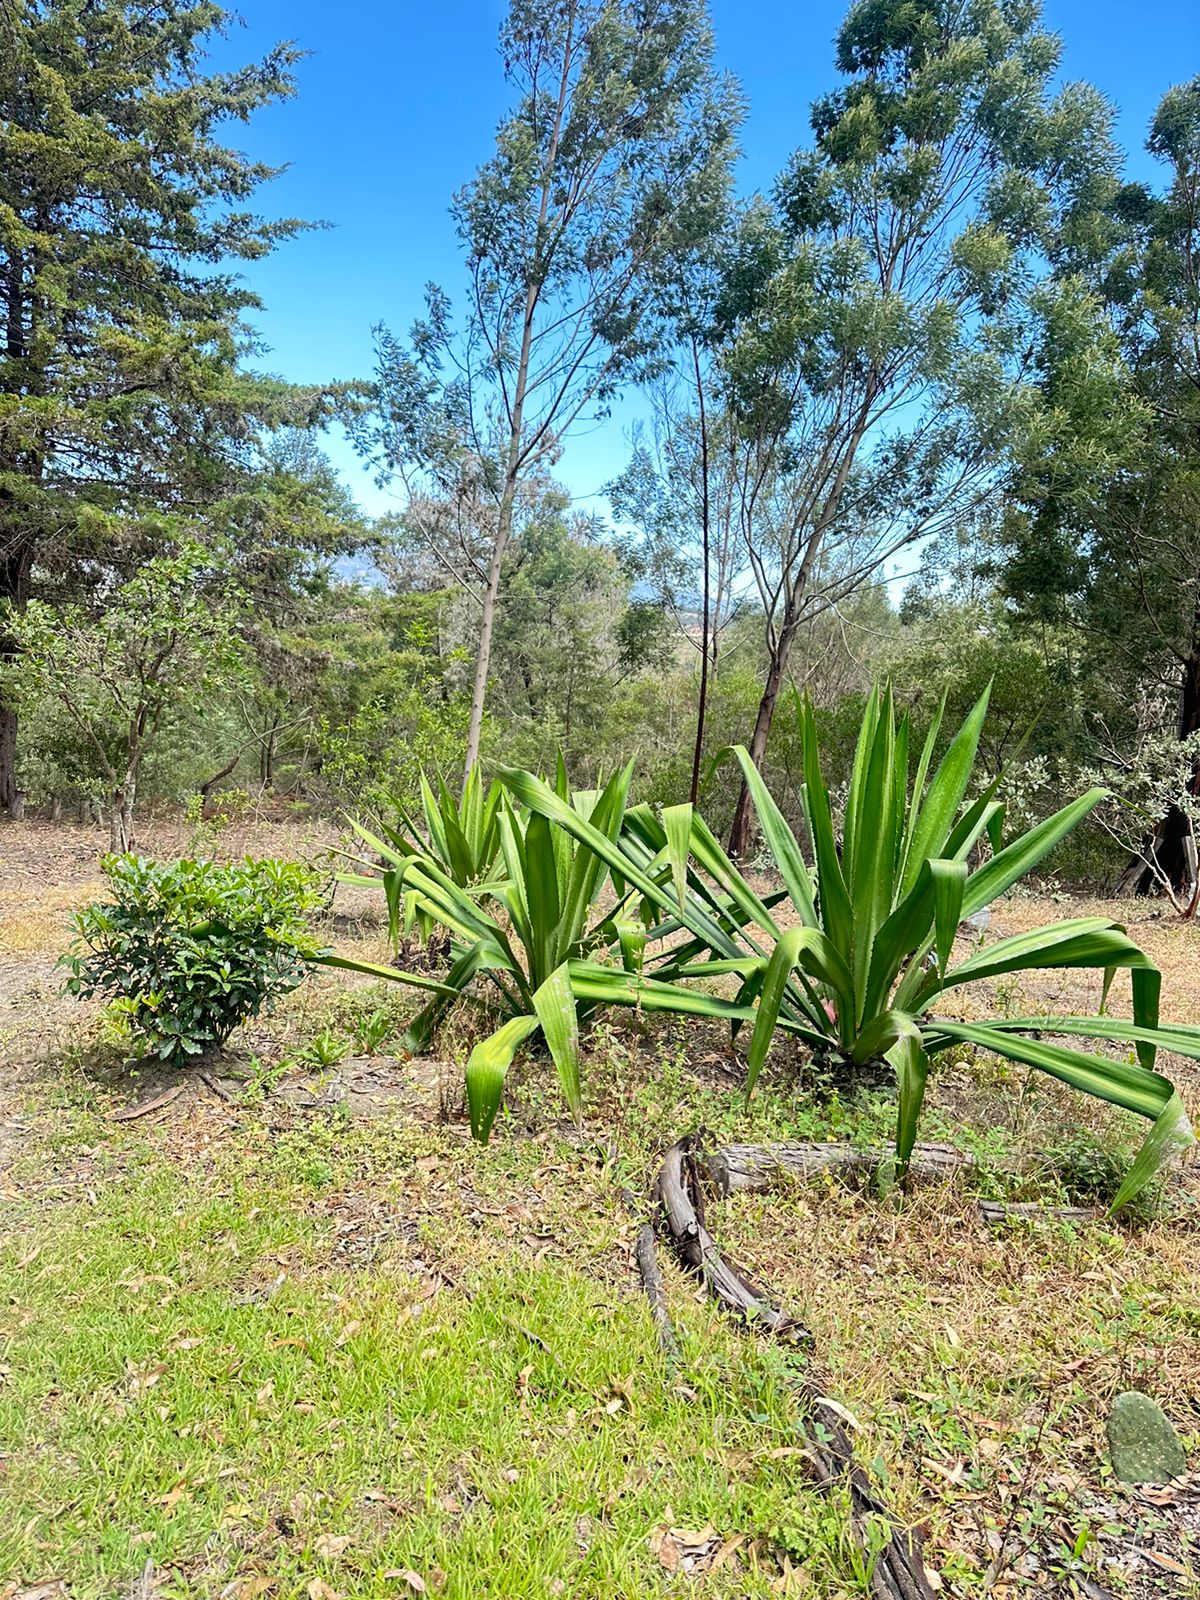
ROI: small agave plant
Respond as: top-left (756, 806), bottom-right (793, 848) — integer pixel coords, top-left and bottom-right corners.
top-left (326, 762), bottom-right (650, 1140)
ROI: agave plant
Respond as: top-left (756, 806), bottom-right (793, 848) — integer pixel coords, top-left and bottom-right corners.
top-left (373, 766), bottom-right (505, 944)
top-left (508, 688), bottom-right (1197, 1210)
top-left (324, 764), bottom-right (649, 1140)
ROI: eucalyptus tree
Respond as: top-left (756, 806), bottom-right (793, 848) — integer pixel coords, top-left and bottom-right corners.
top-left (0, 0), bottom-right (346, 812)
top-left (363, 0), bottom-right (741, 785)
top-left (1005, 79), bottom-right (1200, 905)
top-left (716, 0), bottom-right (1127, 857)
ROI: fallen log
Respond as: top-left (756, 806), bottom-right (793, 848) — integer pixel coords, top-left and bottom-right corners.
top-left (975, 1198), bottom-right (1100, 1227)
top-left (702, 1141), bottom-right (1105, 1228)
top-left (704, 1140), bottom-right (973, 1197)
top-left (633, 1221), bottom-right (681, 1367)
top-left (657, 1138), bottom-right (809, 1342)
top-left (654, 1135), bottom-right (936, 1600)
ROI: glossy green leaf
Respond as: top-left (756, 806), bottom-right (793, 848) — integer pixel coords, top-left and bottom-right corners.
top-left (465, 1014), bottom-right (540, 1144)
top-left (961, 789), bottom-right (1107, 916)
top-left (886, 1022), bottom-right (930, 1178)
top-left (662, 803), bottom-right (694, 919)
top-left (901, 684), bottom-right (991, 893)
top-left (724, 746), bottom-right (817, 925)
top-left (531, 964), bottom-right (582, 1126)
top-left (745, 928), bottom-right (853, 1096)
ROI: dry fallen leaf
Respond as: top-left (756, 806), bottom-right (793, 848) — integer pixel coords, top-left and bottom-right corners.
top-left (314, 1534), bottom-right (352, 1560)
top-left (813, 1396), bottom-right (863, 1432)
top-left (381, 1571), bottom-right (426, 1593)
top-left (232, 1578), bottom-right (276, 1599)
top-left (649, 1528), bottom-right (681, 1574)
top-left (709, 1533), bottom-right (745, 1572)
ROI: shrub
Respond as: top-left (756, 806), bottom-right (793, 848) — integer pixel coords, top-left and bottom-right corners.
top-left (65, 856), bottom-right (323, 1064)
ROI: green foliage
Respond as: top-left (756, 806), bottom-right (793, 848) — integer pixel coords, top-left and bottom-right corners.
top-left (3, 541), bottom-right (247, 844)
top-left (0, 0), bottom-right (359, 801)
top-left (715, 686), bottom-right (1196, 1209)
top-left (391, 766), bottom-right (504, 893)
top-left (65, 856), bottom-right (323, 1065)
top-left (502, 688), bottom-right (1198, 1210)
top-left (302, 1026), bottom-right (349, 1069)
top-left (327, 764), bottom-right (649, 1141)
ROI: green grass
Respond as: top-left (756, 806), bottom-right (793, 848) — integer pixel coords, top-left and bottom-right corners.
top-left (2, 1000), bottom-right (1197, 1600)
top-left (0, 1122), bottom-right (889, 1600)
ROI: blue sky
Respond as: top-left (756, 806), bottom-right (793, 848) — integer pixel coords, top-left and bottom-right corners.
top-left (216, 0), bottom-right (1199, 521)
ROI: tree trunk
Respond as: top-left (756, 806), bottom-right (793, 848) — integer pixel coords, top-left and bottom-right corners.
top-left (0, 539), bottom-right (33, 813)
top-left (9, 788), bottom-right (24, 820)
top-left (462, 500), bottom-right (513, 786)
top-left (50, 795), bottom-right (62, 823)
top-left (689, 337), bottom-right (712, 807)
top-left (197, 752), bottom-right (239, 805)
top-left (262, 719), bottom-right (279, 790)
top-left (0, 234), bottom-right (41, 816)
top-left (1119, 626), bottom-right (1200, 910)
top-left (459, 7), bottom-right (576, 792)
top-left (727, 606), bottom-right (799, 859)
top-left (110, 775), bottom-right (136, 852)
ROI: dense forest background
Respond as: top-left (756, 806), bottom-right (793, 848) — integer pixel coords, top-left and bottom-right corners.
top-left (1, 0), bottom-right (1197, 906)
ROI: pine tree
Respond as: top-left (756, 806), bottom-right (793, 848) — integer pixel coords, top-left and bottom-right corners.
top-left (0, 0), bottom-right (331, 808)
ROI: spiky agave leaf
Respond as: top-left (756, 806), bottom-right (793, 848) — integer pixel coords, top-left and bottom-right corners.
top-left (721, 684), bottom-right (1196, 1209)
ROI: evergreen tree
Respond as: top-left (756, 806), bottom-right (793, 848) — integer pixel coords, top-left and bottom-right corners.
top-left (0, 0), bottom-right (342, 808)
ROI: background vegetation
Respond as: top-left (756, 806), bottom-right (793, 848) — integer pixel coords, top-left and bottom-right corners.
top-left (0, 0), bottom-right (1196, 916)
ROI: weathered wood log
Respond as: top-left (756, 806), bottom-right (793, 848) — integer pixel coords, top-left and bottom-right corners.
top-left (633, 1221), bottom-right (681, 1366)
top-left (703, 1141), bottom-right (1105, 1228)
top-left (976, 1199), bottom-right (1100, 1227)
top-left (705, 1140), bottom-right (974, 1197)
top-left (657, 1137), bottom-right (809, 1341)
top-left (654, 1135), bottom-right (936, 1600)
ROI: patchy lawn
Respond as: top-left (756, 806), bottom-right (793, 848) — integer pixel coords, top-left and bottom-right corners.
top-left (1, 817), bottom-right (1198, 1599)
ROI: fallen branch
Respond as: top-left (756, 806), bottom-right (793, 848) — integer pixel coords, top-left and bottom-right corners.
top-left (108, 1084), bottom-right (184, 1121)
top-left (657, 1138), bottom-right (809, 1341)
top-left (976, 1199), bottom-right (1100, 1227)
top-left (198, 1071), bottom-right (238, 1104)
top-left (654, 1134), bottom-right (936, 1600)
top-left (705, 1140), bottom-right (973, 1197)
top-left (609, 1156), bottom-right (682, 1366)
top-left (633, 1220), bottom-right (681, 1367)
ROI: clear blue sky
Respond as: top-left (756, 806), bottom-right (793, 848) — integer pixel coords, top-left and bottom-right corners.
top-left (215, 0), bottom-right (1199, 520)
